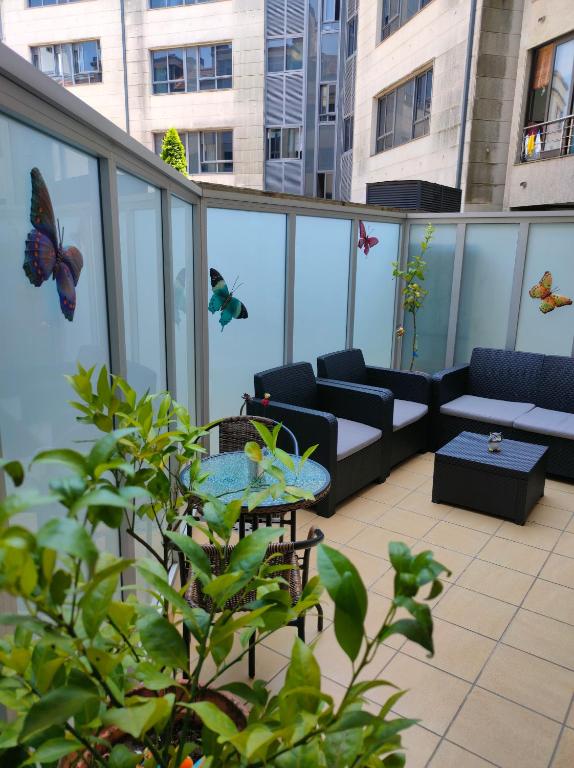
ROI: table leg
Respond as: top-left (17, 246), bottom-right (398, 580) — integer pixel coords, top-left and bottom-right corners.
top-left (290, 510), bottom-right (297, 541)
top-left (239, 515), bottom-right (246, 539)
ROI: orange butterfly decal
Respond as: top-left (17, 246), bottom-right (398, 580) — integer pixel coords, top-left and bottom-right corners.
top-left (529, 271), bottom-right (572, 314)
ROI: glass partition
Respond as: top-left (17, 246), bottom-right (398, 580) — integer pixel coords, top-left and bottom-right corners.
top-left (402, 224), bottom-right (456, 373)
top-left (207, 208), bottom-right (286, 421)
top-left (117, 170), bottom-right (166, 395)
top-left (0, 113), bottom-right (114, 553)
top-left (454, 224), bottom-right (518, 364)
top-left (293, 215), bottom-right (351, 367)
top-left (515, 223), bottom-right (574, 356)
top-left (353, 221), bottom-right (401, 367)
top-left (170, 196), bottom-right (195, 419)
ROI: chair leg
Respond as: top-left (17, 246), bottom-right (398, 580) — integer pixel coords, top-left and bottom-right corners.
top-left (239, 515), bottom-right (246, 539)
top-left (297, 616), bottom-right (305, 643)
top-left (248, 632), bottom-right (256, 679)
top-left (317, 603), bottom-right (324, 632)
top-left (290, 513), bottom-right (297, 541)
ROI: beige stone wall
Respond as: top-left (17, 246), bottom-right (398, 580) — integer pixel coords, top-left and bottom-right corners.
top-left (504, 0), bottom-right (574, 209)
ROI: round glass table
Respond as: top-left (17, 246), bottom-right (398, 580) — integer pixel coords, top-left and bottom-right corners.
top-left (181, 451), bottom-right (331, 540)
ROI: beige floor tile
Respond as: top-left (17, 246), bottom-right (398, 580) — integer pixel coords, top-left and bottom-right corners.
top-left (312, 514), bottom-right (368, 545)
top-left (295, 508), bottom-right (321, 529)
top-left (338, 544), bottom-right (389, 588)
top-left (568, 516), bottom-right (574, 533)
top-left (372, 653), bottom-right (470, 735)
top-left (433, 585), bottom-right (516, 640)
top-left (424, 521), bottom-right (491, 556)
top-left (386, 466), bottom-right (429, 491)
top-left (546, 478), bottom-right (574, 496)
top-left (375, 506), bottom-right (436, 538)
top-left (417, 478), bottom-right (434, 496)
top-left (553, 728), bottom-right (574, 768)
top-left (311, 624), bottom-right (395, 686)
top-left (364, 591), bottom-right (404, 644)
top-left (261, 618), bottom-right (326, 659)
top-left (320, 675), bottom-right (348, 707)
top-left (443, 506), bottom-right (502, 535)
top-left (337, 494), bottom-right (393, 524)
top-left (478, 644), bottom-right (574, 723)
top-left (201, 638), bottom-right (288, 686)
top-left (568, 705), bottom-right (574, 730)
top-left (496, 519), bottom-right (562, 551)
top-left (360, 482), bottom-right (412, 506)
top-left (541, 488), bottom-right (574, 512)
top-left (403, 617), bottom-right (495, 682)
top-left (399, 724), bottom-right (440, 768)
top-left (397, 491), bottom-right (451, 520)
top-left (428, 740), bottom-right (494, 767)
top-left (555, 531), bottom-right (574, 559)
top-left (416, 543), bottom-right (472, 583)
top-left (503, 609), bottom-right (574, 669)
top-left (448, 688), bottom-right (561, 768)
top-left (523, 580), bottom-right (574, 626)
top-left (400, 455), bottom-right (435, 476)
top-left (529, 502), bottom-right (573, 530)
top-left (456, 558), bottom-right (534, 605)
top-left (537, 554), bottom-right (574, 593)
top-left (346, 525), bottom-right (417, 560)
top-left (371, 567), bottom-right (449, 606)
top-left (479, 536), bottom-right (548, 576)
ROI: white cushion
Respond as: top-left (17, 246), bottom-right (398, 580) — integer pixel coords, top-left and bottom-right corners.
top-left (440, 395), bottom-right (535, 428)
top-left (393, 399), bottom-right (428, 432)
top-left (337, 417), bottom-right (382, 461)
top-left (513, 407), bottom-right (574, 440)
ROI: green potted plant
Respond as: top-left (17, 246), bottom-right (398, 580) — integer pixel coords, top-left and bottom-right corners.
top-left (160, 128), bottom-right (188, 175)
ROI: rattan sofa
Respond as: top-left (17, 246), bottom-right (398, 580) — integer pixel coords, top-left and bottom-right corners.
top-left (432, 347), bottom-right (574, 479)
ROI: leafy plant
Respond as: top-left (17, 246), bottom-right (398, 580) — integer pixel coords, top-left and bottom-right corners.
top-left (160, 128), bottom-right (188, 175)
top-left (392, 223), bottom-right (434, 371)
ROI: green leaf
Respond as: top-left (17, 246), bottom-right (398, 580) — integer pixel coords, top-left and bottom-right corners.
top-left (137, 613), bottom-right (188, 669)
top-left (0, 460), bottom-right (24, 487)
top-left (244, 441), bottom-right (263, 463)
top-left (249, 420), bottom-right (275, 450)
top-left (282, 638), bottom-right (320, 715)
top-left (32, 449), bottom-right (87, 475)
top-left (388, 542), bottom-right (412, 573)
top-left (165, 530), bottom-right (212, 585)
top-left (102, 695), bottom-right (175, 739)
top-left (108, 744), bottom-right (141, 768)
top-left (379, 618), bottom-right (433, 654)
top-left (37, 518), bottom-right (98, 567)
top-left (22, 737), bottom-right (83, 765)
top-left (187, 701), bottom-right (238, 741)
top-left (229, 527), bottom-right (282, 577)
top-left (274, 448), bottom-right (294, 471)
top-left (20, 686), bottom-right (100, 741)
top-left (80, 568), bottom-right (122, 638)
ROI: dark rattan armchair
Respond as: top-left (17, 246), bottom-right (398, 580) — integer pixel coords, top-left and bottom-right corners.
top-left (183, 527), bottom-right (324, 678)
top-left (247, 362), bottom-right (393, 517)
top-left (317, 349), bottom-right (431, 467)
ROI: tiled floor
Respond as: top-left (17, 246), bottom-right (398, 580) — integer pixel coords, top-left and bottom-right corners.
top-left (256, 453), bottom-right (574, 767)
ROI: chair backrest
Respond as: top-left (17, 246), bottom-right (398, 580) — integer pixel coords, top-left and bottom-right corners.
top-left (207, 415), bottom-right (278, 453)
top-left (254, 362), bottom-right (318, 409)
top-left (468, 347), bottom-right (544, 403)
top-left (317, 349), bottom-right (367, 384)
top-left (536, 355), bottom-right (574, 414)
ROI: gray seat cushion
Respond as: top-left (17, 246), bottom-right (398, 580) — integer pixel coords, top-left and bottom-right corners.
top-left (337, 417), bottom-right (382, 461)
top-left (513, 407), bottom-right (574, 440)
top-left (440, 395), bottom-right (535, 427)
top-left (393, 399), bottom-right (428, 432)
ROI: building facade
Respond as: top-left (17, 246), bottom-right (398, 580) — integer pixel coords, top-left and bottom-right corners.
top-left (1, 0), bottom-right (573, 208)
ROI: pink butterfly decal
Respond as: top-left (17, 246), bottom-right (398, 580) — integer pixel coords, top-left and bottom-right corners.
top-left (23, 168), bottom-right (83, 321)
top-left (358, 220), bottom-right (379, 255)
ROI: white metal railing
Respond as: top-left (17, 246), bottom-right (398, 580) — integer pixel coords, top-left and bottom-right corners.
top-left (521, 114), bottom-right (574, 163)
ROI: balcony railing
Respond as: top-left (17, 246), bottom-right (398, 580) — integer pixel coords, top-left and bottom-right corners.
top-left (521, 114), bottom-right (574, 163)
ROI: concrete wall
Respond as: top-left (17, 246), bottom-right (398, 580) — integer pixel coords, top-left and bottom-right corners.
top-left (504, 0), bottom-right (574, 209)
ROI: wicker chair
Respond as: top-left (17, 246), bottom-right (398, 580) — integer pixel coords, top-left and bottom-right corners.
top-left (183, 527), bottom-right (325, 678)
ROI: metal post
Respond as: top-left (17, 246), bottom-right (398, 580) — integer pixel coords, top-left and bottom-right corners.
top-left (505, 222), bottom-right (529, 351)
top-left (392, 220), bottom-right (409, 369)
top-left (161, 189), bottom-right (176, 398)
top-left (284, 213), bottom-right (296, 364)
top-left (195, 198), bottom-right (210, 426)
top-left (346, 219), bottom-right (358, 349)
top-left (445, 222), bottom-right (466, 367)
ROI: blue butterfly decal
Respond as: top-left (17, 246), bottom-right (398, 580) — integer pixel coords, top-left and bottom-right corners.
top-left (208, 268), bottom-right (248, 331)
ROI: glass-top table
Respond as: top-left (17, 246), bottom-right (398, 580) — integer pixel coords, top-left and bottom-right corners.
top-left (181, 451), bottom-right (331, 539)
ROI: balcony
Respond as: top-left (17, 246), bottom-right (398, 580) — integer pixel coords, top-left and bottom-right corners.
top-left (521, 114), bottom-right (574, 163)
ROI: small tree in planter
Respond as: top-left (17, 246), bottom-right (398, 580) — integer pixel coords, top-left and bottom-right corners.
top-left (392, 223), bottom-right (434, 371)
top-left (160, 128), bottom-right (188, 175)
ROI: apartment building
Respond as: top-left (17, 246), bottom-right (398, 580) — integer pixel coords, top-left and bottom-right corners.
top-left (1, 0), bottom-right (573, 208)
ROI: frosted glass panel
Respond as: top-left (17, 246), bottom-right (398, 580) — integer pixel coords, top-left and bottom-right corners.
top-left (117, 170), bottom-right (166, 395)
top-left (294, 216), bottom-right (350, 366)
top-left (402, 224), bottom-right (456, 373)
top-left (515, 223), bottom-right (574, 356)
top-left (0, 112), bottom-right (114, 553)
top-left (208, 208), bottom-right (286, 420)
top-left (454, 224), bottom-right (518, 364)
top-left (353, 221), bottom-right (401, 367)
top-left (171, 196), bottom-right (195, 419)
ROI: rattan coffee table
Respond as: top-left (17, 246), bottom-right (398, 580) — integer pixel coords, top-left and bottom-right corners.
top-left (432, 431), bottom-right (548, 525)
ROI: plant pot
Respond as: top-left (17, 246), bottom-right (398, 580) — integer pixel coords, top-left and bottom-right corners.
top-left (59, 687), bottom-right (248, 768)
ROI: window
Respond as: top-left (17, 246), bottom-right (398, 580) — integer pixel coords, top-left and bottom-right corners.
top-left (155, 130), bottom-right (233, 173)
top-left (381, 0), bottom-right (432, 40)
top-left (266, 127), bottom-right (302, 160)
top-left (320, 33), bottom-right (339, 81)
top-left (317, 172), bottom-right (333, 199)
top-left (319, 83), bottom-right (337, 122)
top-left (149, 0), bottom-right (214, 6)
top-left (343, 115), bottom-right (354, 151)
top-left (375, 67), bottom-right (432, 153)
top-left (322, 0), bottom-right (340, 23)
top-left (151, 43), bottom-right (232, 93)
top-left (29, 0), bottom-right (81, 5)
top-left (267, 37), bottom-right (303, 73)
top-left (31, 40), bottom-right (101, 85)
top-left (347, 15), bottom-right (357, 57)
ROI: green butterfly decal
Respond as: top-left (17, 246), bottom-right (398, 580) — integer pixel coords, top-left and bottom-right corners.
top-left (208, 267), bottom-right (248, 331)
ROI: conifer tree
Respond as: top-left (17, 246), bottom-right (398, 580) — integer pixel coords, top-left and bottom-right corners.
top-left (160, 128), bottom-right (187, 175)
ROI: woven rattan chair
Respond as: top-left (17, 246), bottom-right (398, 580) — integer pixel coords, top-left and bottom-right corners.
top-left (183, 527), bottom-right (324, 678)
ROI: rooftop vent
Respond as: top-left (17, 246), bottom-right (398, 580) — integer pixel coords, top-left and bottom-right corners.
top-left (366, 180), bottom-right (462, 212)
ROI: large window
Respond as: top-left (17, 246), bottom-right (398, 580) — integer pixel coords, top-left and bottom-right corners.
top-left (151, 43), bottom-right (232, 94)
top-left (31, 40), bottom-right (102, 85)
top-left (375, 68), bottom-right (432, 153)
top-left (150, 0), bottom-right (213, 6)
top-left (266, 37), bottom-right (303, 73)
top-left (317, 172), bottom-right (333, 199)
top-left (343, 115), bottom-right (354, 151)
top-left (381, 0), bottom-right (433, 40)
top-left (29, 0), bottom-right (81, 5)
top-left (319, 83), bottom-right (337, 122)
top-left (155, 130), bottom-right (233, 173)
top-left (266, 127), bottom-right (302, 160)
top-left (347, 15), bottom-right (357, 57)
